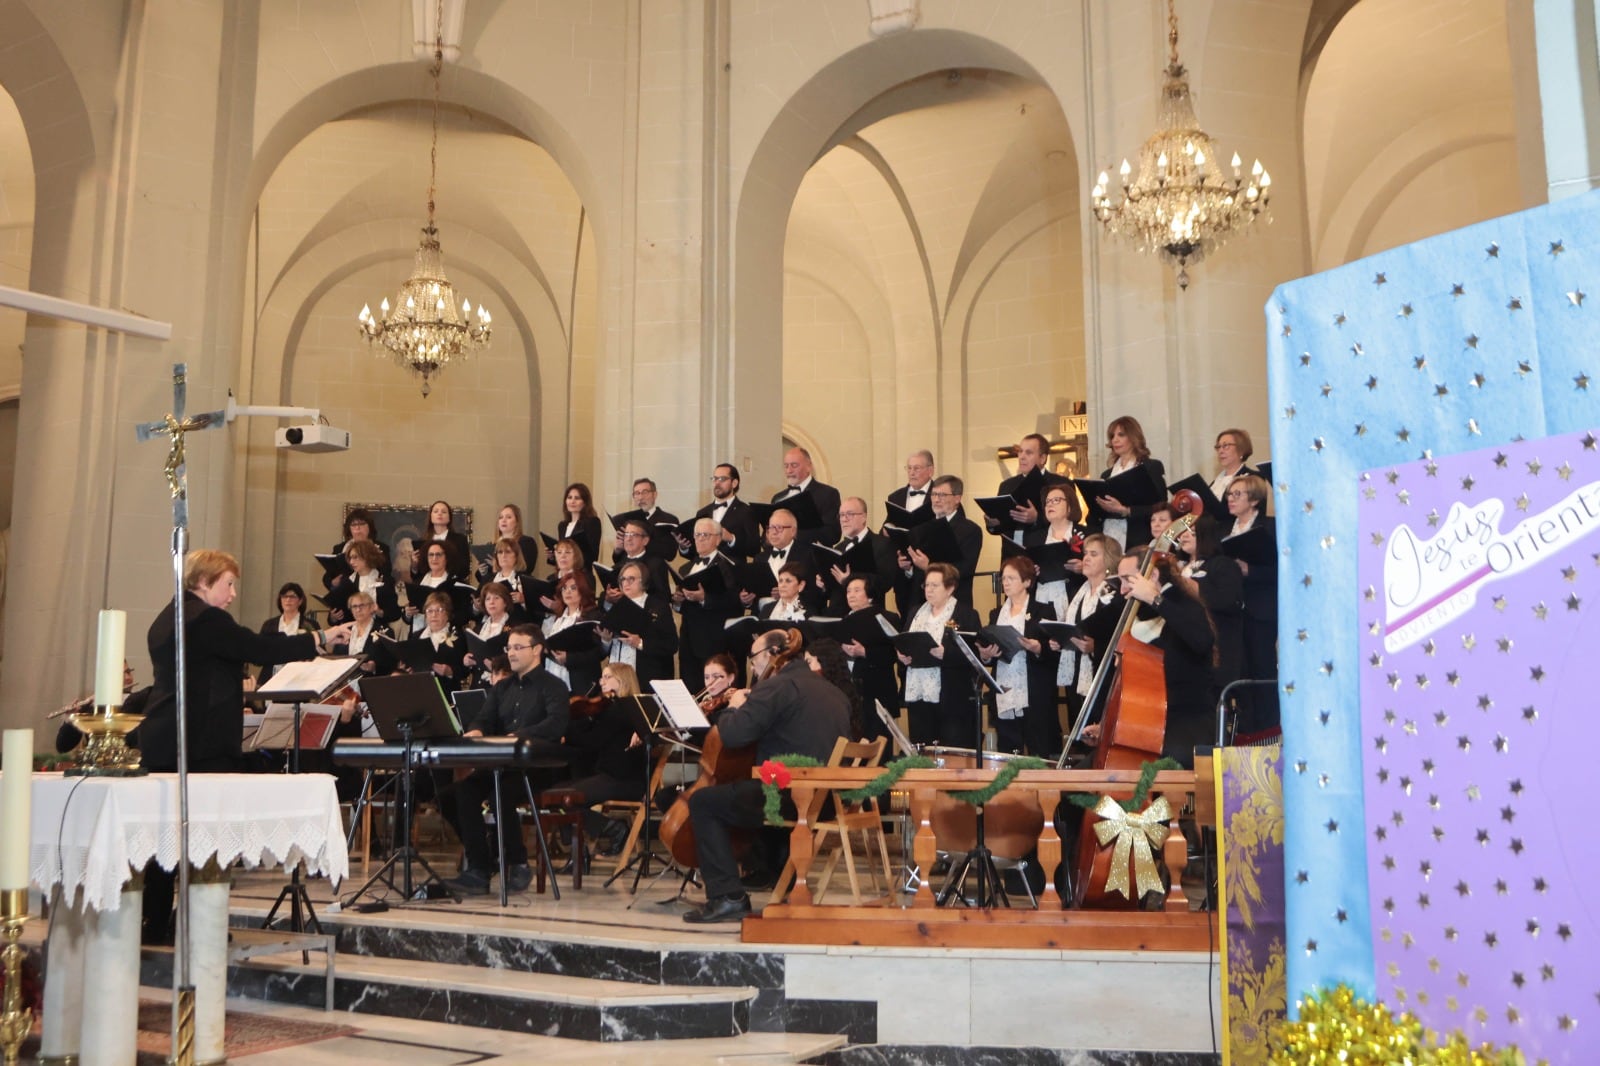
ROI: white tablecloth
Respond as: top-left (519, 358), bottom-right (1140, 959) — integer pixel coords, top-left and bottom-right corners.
top-left (15, 772), bottom-right (349, 911)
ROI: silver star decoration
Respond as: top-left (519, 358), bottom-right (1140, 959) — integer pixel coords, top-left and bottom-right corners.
top-left (1355, 423), bottom-right (1368, 437)
top-left (1434, 383), bottom-right (1449, 397)
top-left (1530, 665), bottom-right (1545, 682)
top-left (1281, 322), bottom-right (1291, 337)
top-left (1334, 311), bottom-right (1346, 326)
top-left (1569, 289), bottom-right (1587, 307)
top-left (1320, 382), bottom-right (1333, 397)
top-left (1533, 602), bottom-right (1548, 620)
top-left (1399, 303), bottom-right (1413, 318)
top-left (1312, 437), bottom-right (1324, 452)
top-left (1507, 297), bottom-right (1524, 311)
top-left (1577, 372), bottom-right (1591, 390)
top-left (1398, 489), bottom-right (1411, 505)
top-left (1397, 427), bottom-right (1412, 442)
top-left (1564, 565), bottom-right (1578, 582)
top-left (1492, 595), bottom-right (1506, 611)
top-left (1451, 283), bottom-right (1466, 297)
top-left (1494, 452), bottom-right (1509, 468)
top-left (1462, 475), bottom-right (1475, 491)
top-left (1568, 593), bottom-right (1582, 611)
top-left (1414, 355), bottom-right (1428, 370)
top-left (1299, 352), bottom-right (1311, 366)
top-left (1466, 334), bottom-right (1480, 349)
top-left (1367, 376), bottom-right (1380, 390)
top-left (1487, 241), bottom-right (1500, 257)
top-left (1423, 639), bottom-right (1436, 655)
top-left (1471, 371), bottom-right (1485, 387)
top-left (1515, 493), bottom-right (1530, 512)
top-left (1351, 342), bottom-right (1364, 357)
top-left (1463, 633), bottom-right (1477, 650)
top-left (1427, 509), bottom-right (1441, 528)
top-left (1374, 272), bottom-right (1387, 286)
top-left (1425, 457), bottom-right (1439, 476)
top-left (1558, 461), bottom-right (1573, 480)
top-left (1584, 432), bottom-right (1598, 450)
top-left (1550, 240), bottom-right (1564, 256)
top-left (1496, 636), bottom-right (1514, 652)
top-left (1284, 404), bottom-right (1296, 420)
top-left (1527, 458), bottom-right (1541, 475)
top-left (1467, 418), bottom-right (1482, 435)
top-left (1517, 359), bottom-right (1533, 376)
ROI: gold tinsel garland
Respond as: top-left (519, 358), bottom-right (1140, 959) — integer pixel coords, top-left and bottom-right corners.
top-left (1269, 985), bottom-right (1525, 1065)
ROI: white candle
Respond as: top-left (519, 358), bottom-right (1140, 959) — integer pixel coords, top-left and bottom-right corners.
top-left (95, 609), bottom-right (127, 708)
top-left (0, 728), bottom-right (33, 890)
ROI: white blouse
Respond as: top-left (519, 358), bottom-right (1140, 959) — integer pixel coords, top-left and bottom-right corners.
top-left (992, 598), bottom-right (1030, 718)
top-left (903, 598), bottom-right (958, 704)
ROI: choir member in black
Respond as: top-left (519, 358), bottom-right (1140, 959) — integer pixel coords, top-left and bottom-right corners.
top-left (988, 433), bottom-right (1071, 539)
top-left (1049, 534), bottom-right (1125, 723)
top-left (489, 503), bottom-right (541, 577)
top-left (543, 571), bottom-right (605, 693)
top-left (771, 446), bottom-right (842, 547)
top-left (621, 478), bottom-right (680, 562)
top-left (758, 563), bottom-right (811, 622)
top-left (608, 518), bottom-right (672, 603)
top-left (1147, 502), bottom-right (1176, 546)
top-left (805, 636), bottom-right (864, 739)
top-left (331, 591), bottom-right (391, 676)
top-left (742, 508), bottom-right (825, 614)
top-left (976, 557), bottom-right (1060, 757)
top-left (330, 540), bottom-right (400, 627)
top-left (1223, 474), bottom-right (1278, 734)
top-left (141, 550), bottom-right (352, 940)
top-left (1098, 551), bottom-right (1217, 769)
top-left (896, 475), bottom-right (983, 613)
top-left (476, 537), bottom-right (530, 616)
top-left (1176, 516), bottom-right (1245, 704)
top-left (600, 560), bottom-right (678, 686)
top-left (401, 592), bottom-right (469, 695)
top-left (325, 507), bottom-right (391, 592)
top-left (838, 574), bottom-right (901, 747)
top-left (552, 484), bottom-right (603, 569)
top-left (683, 628), bottom-right (852, 923)
top-left (687, 463), bottom-right (759, 560)
top-left (1025, 483), bottom-right (1088, 622)
top-left (463, 581), bottom-right (518, 687)
top-left (256, 582), bottom-right (319, 685)
top-left (887, 449), bottom-right (936, 516)
top-left (1210, 427), bottom-right (1258, 502)
top-left (821, 497), bottom-right (897, 613)
top-left (407, 541), bottom-right (457, 633)
top-left (673, 518), bottom-right (741, 688)
top-left (411, 499), bottom-right (471, 580)
top-left (540, 538), bottom-right (589, 613)
top-left (1090, 416), bottom-right (1168, 549)
top-left (896, 562), bottom-right (983, 748)
top-left (549, 661), bottom-right (651, 864)
top-left (444, 625), bottom-right (571, 895)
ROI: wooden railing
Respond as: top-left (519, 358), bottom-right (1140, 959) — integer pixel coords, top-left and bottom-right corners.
top-left (743, 766), bottom-right (1213, 950)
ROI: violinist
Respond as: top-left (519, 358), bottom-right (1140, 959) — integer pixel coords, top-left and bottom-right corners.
top-left (683, 628), bottom-right (852, 924)
top-left (1096, 551), bottom-right (1217, 768)
top-left (543, 571), bottom-right (605, 693)
top-left (549, 662), bottom-right (650, 867)
top-left (896, 562), bottom-right (982, 748)
top-left (698, 653), bottom-right (738, 718)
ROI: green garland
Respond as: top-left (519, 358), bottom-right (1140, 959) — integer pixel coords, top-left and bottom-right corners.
top-left (1062, 756), bottom-right (1182, 812)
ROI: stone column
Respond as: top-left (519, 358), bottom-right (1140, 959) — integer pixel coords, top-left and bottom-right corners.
top-left (1530, 0), bottom-right (1600, 200)
top-left (80, 880), bottom-right (142, 1066)
top-left (38, 886), bottom-right (86, 1065)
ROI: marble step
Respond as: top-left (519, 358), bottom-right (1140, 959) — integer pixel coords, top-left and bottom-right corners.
top-left (142, 947), bottom-right (759, 1042)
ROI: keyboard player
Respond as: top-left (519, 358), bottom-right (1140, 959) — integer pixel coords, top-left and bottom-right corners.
top-left (443, 624), bottom-right (570, 896)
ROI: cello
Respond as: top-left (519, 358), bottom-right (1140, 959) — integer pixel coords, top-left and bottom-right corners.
top-left (657, 628), bottom-right (802, 869)
top-left (1061, 491), bottom-right (1203, 908)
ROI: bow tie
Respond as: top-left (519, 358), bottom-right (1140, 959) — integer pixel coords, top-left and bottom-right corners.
top-left (771, 549), bottom-right (787, 561)
top-left (907, 488), bottom-right (926, 498)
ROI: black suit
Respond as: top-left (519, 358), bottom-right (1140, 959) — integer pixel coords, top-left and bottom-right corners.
top-left (894, 510), bottom-right (984, 615)
top-left (771, 480), bottom-right (842, 547)
top-left (1235, 515), bottom-right (1278, 735)
top-left (988, 470), bottom-right (1071, 537)
top-left (1187, 554), bottom-right (1245, 697)
top-left (553, 517), bottom-right (603, 571)
top-left (677, 553), bottom-right (740, 687)
top-left (754, 541), bottom-right (826, 614)
top-left (886, 484), bottom-right (934, 515)
top-left (1092, 460), bottom-right (1168, 548)
top-left (691, 498), bottom-right (760, 561)
top-left (847, 606), bottom-right (902, 747)
top-left (822, 530), bottom-right (898, 614)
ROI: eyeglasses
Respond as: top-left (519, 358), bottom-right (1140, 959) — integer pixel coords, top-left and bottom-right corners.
top-left (506, 643), bottom-right (535, 652)
top-left (767, 523), bottom-right (795, 532)
top-left (1226, 490), bottom-right (1248, 499)
top-left (693, 530), bottom-right (719, 538)
top-left (709, 475), bottom-right (732, 482)
top-left (620, 531), bottom-right (646, 539)
top-left (1215, 442), bottom-right (1237, 450)
top-left (929, 490), bottom-right (955, 499)
top-left (620, 574), bottom-right (643, 583)
top-left (838, 510), bottom-right (865, 518)
top-left (424, 606), bottom-right (447, 614)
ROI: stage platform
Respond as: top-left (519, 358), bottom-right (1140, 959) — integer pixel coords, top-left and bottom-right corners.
top-left (120, 849), bottom-right (1228, 1064)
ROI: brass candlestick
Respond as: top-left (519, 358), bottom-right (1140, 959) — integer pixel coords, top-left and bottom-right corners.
top-left (0, 888), bottom-right (31, 1066)
top-left (66, 705), bottom-right (145, 777)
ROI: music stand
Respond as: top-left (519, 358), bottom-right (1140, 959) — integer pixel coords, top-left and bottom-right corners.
top-left (345, 673), bottom-right (461, 909)
top-left (938, 632), bottom-right (1009, 909)
top-left (254, 688), bottom-right (330, 939)
top-left (603, 694), bottom-right (676, 895)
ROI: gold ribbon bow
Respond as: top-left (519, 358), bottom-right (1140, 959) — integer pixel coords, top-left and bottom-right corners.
top-left (1090, 794), bottom-right (1173, 901)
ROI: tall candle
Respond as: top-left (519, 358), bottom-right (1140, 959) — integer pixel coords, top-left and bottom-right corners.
top-left (0, 728), bottom-right (33, 890)
top-left (95, 609), bottom-right (127, 708)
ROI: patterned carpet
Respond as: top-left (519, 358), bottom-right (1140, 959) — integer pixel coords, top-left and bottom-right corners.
top-left (22, 1001), bottom-right (360, 1062)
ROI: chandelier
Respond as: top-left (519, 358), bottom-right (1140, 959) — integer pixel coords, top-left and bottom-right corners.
top-left (357, 4), bottom-right (490, 396)
top-left (1090, 0), bottom-right (1271, 289)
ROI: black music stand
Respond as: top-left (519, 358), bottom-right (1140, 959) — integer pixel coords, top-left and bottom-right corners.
top-left (604, 694), bottom-right (675, 895)
top-left (255, 689), bottom-right (330, 939)
top-left (345, 673), bottom-right (461, 909)
top-left (937, 633), bottom-right (1009, 909)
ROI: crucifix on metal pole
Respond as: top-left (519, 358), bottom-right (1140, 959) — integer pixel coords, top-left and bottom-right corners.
top-left (134, 363), bottom-right (226, 1066)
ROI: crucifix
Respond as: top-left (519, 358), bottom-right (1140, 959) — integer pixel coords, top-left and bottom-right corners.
top-left (134, 362), bottom-right (226, 1066)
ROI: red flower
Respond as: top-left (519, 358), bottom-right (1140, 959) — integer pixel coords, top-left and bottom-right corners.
top-left (758, 759), bottom-right (792, 788)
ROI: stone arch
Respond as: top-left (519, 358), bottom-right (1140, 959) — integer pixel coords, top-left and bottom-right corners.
top-left (732, 29), bottom-right (1063, 469)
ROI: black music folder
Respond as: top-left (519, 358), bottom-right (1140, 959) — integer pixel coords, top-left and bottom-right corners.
top-left (752, 493), bottom-right (822, 533)
top-left (884, 500), bottom-right (934, 529)
top-left (1220, 524), bottom-right (1276, 567)
top-left (1037, 619), bottom-right (1082, 645)
top-left (469, 542), bottom-right (498, 570)
top-left (593, 562), bottom-right (620, 590)
top-left (314, 553), bottom-right (346, 580)
top-left (463, 628), bottom-right (508, 662)
top-left (887, 516), bottom-right (960, 566)
top-left (975, 624), bottom-right (1027, 661)
top-left (543, 618), bottom-right (603, 653)
top-left (375, 633), bottom-right (440, 674)
top-left (601, 595), bottom-right (654, 638)
top-left (1074, 466), bottom-right (1166, 523)
top-left (810, 538), bottom-right (878, 589)
top-left (892, 630), bottom-right (951, 668)
top-left (999, 537), bottom-right (1080, 584)
top-left (673, 559), bottom-right (728, 594)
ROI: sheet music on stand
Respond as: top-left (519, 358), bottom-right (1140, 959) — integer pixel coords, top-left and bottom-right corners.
top-left (246, 703), bottom-right (344, 751)
top-left (875, 700), bottom-right (916, 757)
top-left (258, 656), bottom-right (364, 700)
top-left (647, 678), bottom-right (713, 732)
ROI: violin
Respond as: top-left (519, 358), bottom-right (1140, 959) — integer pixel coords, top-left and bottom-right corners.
top-left (569, 681), bottom-right (607, 720)
top-left (698, 688), bottom-right (734, 717)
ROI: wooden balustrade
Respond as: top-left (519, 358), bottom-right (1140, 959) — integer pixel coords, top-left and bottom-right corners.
top-left (741, 767), bottom-right (1217, 950)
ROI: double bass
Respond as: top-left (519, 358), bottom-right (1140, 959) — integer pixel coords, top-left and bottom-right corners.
top-left (656, 628), bottom-right (803, 869)
top-left (1061, 491), bottom-right (1202, 908)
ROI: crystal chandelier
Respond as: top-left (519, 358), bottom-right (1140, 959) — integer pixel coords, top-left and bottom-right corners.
top-left (1090, 0), bottom-right (1271, 289)
top-left (357, 4), bottom-right (490, 396)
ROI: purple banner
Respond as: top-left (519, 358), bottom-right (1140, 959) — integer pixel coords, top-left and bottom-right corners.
top-left (1358, 428), bottom-right (1600, 1061)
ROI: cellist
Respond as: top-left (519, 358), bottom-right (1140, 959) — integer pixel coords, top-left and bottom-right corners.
top-left (682, 628), bottom-right (853, 924)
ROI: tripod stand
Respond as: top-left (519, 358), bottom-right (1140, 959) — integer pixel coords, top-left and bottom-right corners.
top-left (933, 633), bottom-right (1008, 909)
top-left (260, 694), bottom-right (329, 938)
top-left (344, 718), bottom-right (457, 908)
